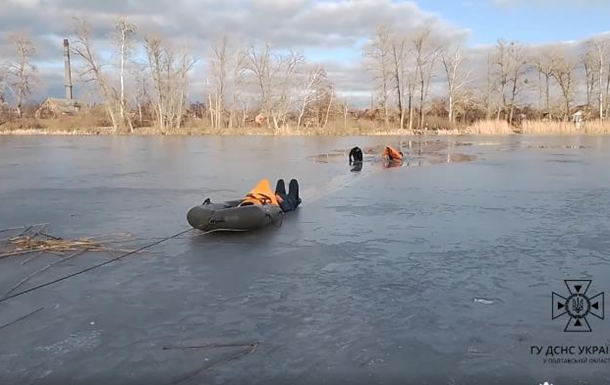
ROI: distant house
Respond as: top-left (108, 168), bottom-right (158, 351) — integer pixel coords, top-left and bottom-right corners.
top-left (35, 98), bottom-right (81, 119)
top-left (356, 108), bottom-right (381, 121)
top-left (34, 38), bottom-right (82, 119)
top-left (571, 110), bottom-right (584, 129)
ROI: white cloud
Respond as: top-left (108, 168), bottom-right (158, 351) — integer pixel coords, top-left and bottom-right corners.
top-left (1, 0), bottom-right (605, 109)
top-left (0, 0), bottom-right (470, 105)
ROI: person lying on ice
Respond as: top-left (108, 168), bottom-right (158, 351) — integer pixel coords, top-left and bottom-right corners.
top-left (238, 178), bottom-right (301, 212)
top-left (381, 146), bottom-right (404, 161)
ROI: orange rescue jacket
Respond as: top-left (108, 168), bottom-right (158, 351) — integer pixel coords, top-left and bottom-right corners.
top-left (239, 179), bottom-right (279, 206)
top-left (382, 146), bottom-right (403, 160)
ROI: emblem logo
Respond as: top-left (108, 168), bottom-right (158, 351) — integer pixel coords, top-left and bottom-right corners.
top-left (552, 280), bottom-right (604, 332)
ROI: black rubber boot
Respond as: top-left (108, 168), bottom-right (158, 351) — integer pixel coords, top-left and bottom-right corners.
top-left (275, 179), bottom-right (286, 196)
top-left (289, 179), bottom-right (300, 203)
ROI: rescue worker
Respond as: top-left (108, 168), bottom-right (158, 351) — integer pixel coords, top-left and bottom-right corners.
top-left (381, 146), bottom-right (403, 161)
top-left (349, 146), bottom-right (363, 164)
top-left (239, 178), bottom-right (301, 213)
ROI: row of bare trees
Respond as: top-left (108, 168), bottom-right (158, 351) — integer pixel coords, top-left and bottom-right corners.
top-left (2, 19), bottom-right (339, 132)
top-left (364, 25), bottom-right (467, 130)
top-left (500, 37), bottom-right (609, 123)
top-left (364, 24), bottom-right (610, 129)
top-left (205, 38), bottom-right (336, 132)
top-left (2, 19), bottom-right (610, 131)
top-left (69, 17), bottom-right (199, 133)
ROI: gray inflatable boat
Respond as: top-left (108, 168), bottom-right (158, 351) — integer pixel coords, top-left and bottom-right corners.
top-left (186, 199), bottom-right (283, 232)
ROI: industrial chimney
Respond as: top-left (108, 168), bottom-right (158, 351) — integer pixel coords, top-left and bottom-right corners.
top-left (63, 38), bottom-right (73, 100)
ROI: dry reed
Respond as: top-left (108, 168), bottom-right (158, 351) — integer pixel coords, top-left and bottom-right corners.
top-left (0, 224), bottom-right (140, 298)
top-left (463, 120), bottom-right (516, 135)
top-left (520, 120), bottom-right (610, 134)
top-left (6, 115), bottom-right (610, 136)
top-left (0, 224), bottom-right (137, 260)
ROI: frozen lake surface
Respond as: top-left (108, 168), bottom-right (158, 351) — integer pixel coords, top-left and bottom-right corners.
top-left (0, 135), bottom-right (609, 385)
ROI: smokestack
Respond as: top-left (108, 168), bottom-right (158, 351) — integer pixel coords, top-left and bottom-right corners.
top-left (63, 38), bottom-right (73, 100)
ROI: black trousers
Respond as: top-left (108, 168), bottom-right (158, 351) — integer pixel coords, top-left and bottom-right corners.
top-left (278, 194), bottom-right (300, 212)
top-left (276, 179), bottom-right (301, 212)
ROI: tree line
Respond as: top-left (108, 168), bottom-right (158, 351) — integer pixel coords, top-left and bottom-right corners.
top-left (364, 25), bottom-right (610, 131)
top-left (1, 18), bottom-right (609, 133)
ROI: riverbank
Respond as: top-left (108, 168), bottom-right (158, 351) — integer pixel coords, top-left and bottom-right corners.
top-left (1, 119), bottom-right (610, 136)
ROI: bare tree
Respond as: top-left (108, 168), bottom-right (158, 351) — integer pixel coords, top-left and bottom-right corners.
top-left (113, 17), bottom-right (137, 132)
top-left (209, 35), bottom-right (228, 131)
top-left (174, 50), bottom-right (198, 129)
top-left (589, 38), bottom-right (607, 120)
top-left (551, 48), bottom-right (577, 121)
top-left (244, 44), bottom-right (303, 130)
top-left (72, 18), bottom-right (120, 131)
top-left (493, 39), bottom-right (511, 121)
top-left (132, 66), bottom-right (149, 125)
top-left (272, 51), bottom-right (303, 129)
top-left (143, 35), bottom-right (165, 131)
top-left (244, 43), bottom-right (273, 127)
top-left (390, 35), bottom-right (408, 129)
top-left (411, 25), bottom-right (440, 130)
top-left (405, 70), bottom-right (417, 130)
top-left (454, 86), bottom-right (479, 123)
top-left (143, 34), bottom-right (198, 132)
top-left (229, 46), bottom-right (247, 130)
top-left (507, 42), bottom-right (528, 125)
top-left (341, 97), bottom-right (350, 129)
top-left (484, 52), bottom-right (495, 120)
top-left (389, 44), bottom-right (418, 132)
top-left (364, 26), bottom-right (393, 128)
top-left (6, 33), bottom-right (37, 118)
top-left (323, 85), bottom-right (334, 128)
top-left (441, 45), bottom-right (469, 125)
top-left (205, 78), bottom-right (213, 127)
top-left (604, 58), bottom-right (610, 118)
top-left (0, 67), bottom-right (8, 118)
top-left (532, 46), bottom-right (558, 120)
top-left (296, 65), bottom-right (325, 129)
top-left (581, 48), bottom-right (598, 115)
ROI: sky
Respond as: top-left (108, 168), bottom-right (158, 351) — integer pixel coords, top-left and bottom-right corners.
top-left (418, 0), bottom-right (610, 47)
top-left (1, 0), bottom-right (609, 106)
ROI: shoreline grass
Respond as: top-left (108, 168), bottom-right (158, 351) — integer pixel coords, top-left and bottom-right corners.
top-left (2, 119), bottom-right (610, 136)
top-left (520, 120), bottom-right (610, 134)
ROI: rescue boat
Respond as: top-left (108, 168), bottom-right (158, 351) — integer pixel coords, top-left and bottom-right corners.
top-left (187, 198), bottom-right (283, 232)
top-left (187, 179), bottom-right (284, 232)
